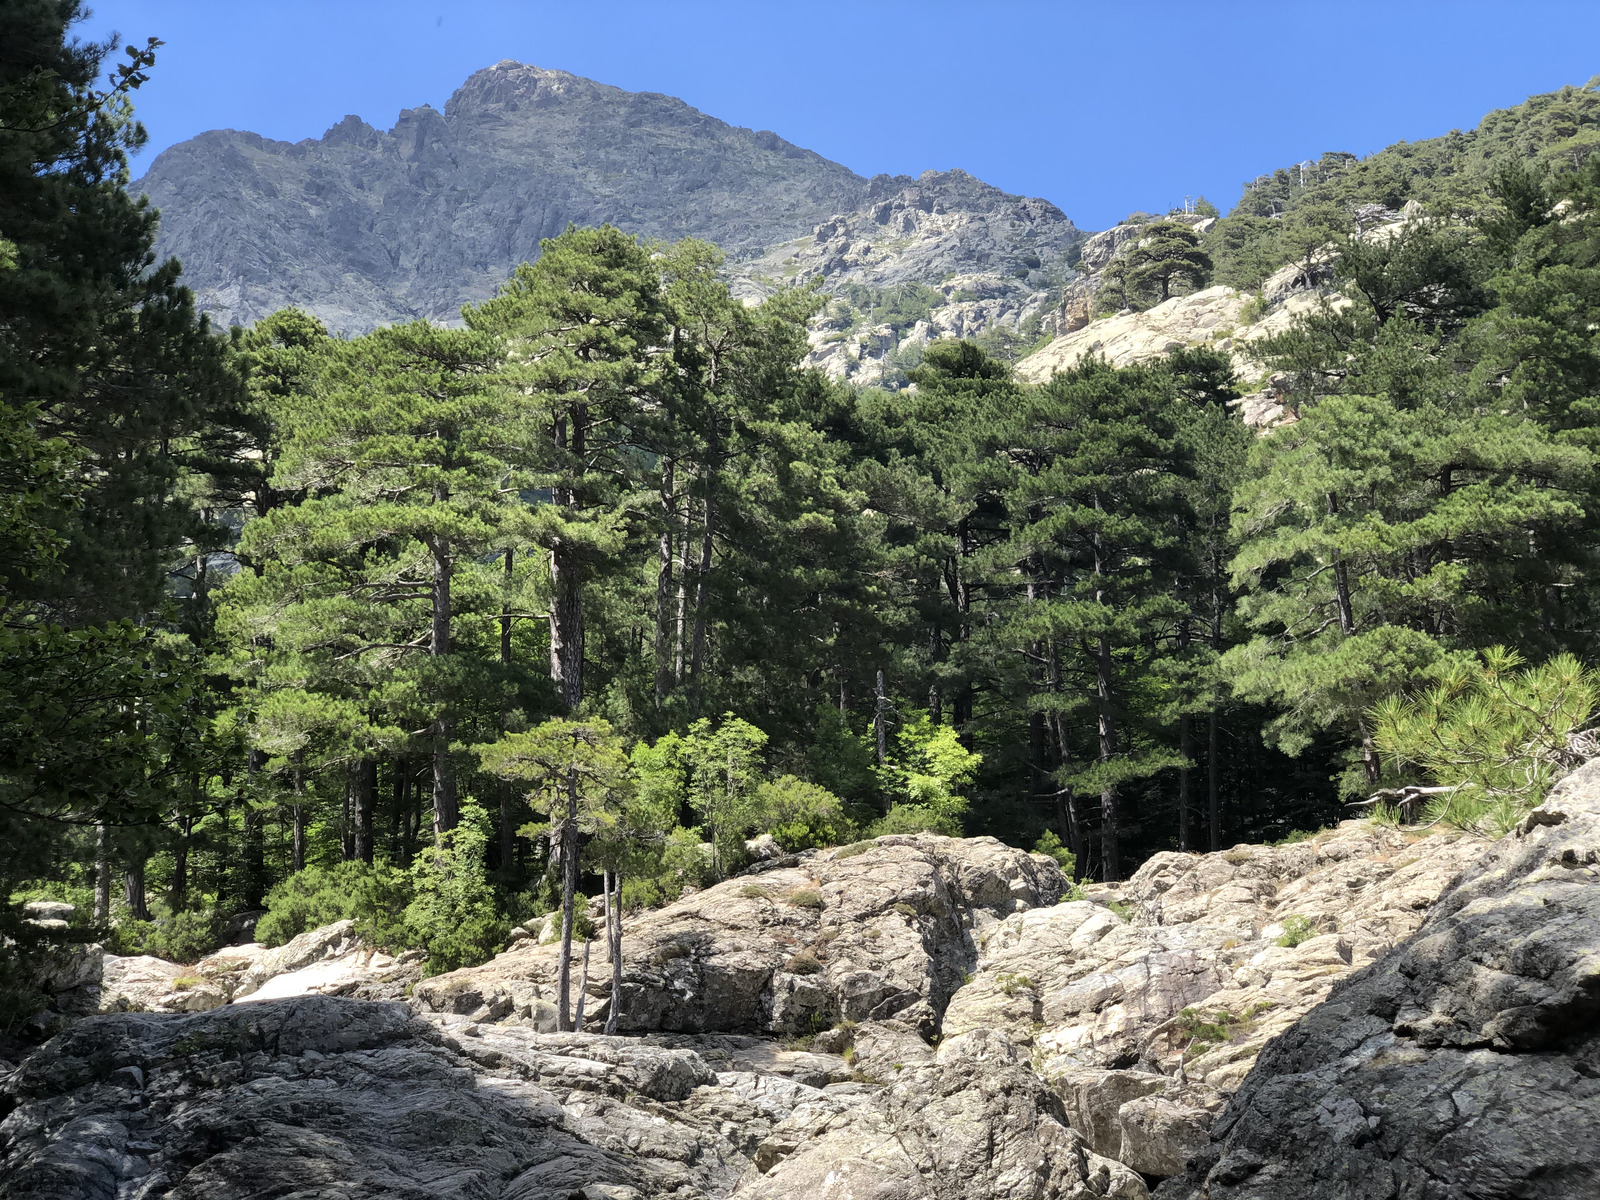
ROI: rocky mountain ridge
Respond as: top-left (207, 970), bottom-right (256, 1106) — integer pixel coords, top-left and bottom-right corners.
top-left (138, 60), bottom-right (1084, 343)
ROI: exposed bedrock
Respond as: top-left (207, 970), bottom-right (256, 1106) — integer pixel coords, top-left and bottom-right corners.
top-left (1157, 760), bottom-right (1600, 1199)
top-left (413, 833), bottom-right (1066, 1037)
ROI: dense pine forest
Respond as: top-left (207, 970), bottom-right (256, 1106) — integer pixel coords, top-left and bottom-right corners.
top-left (6, 4), bottom-right (1600, 1013)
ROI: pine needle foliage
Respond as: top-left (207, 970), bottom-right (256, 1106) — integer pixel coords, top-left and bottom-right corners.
top-left (1371, 648), bottom-right (1600, 834)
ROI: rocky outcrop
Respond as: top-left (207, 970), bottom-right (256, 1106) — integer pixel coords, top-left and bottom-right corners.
top-left (415, 834), bottom-right (1065, 1036)
top-left (1157, 761), bottom-right (1600, 1199)
top-left (53, 920), bottom-right (424, 1024)
top-left (0, 998), bottom-right (749, 1199)
top-left (1012, 285), bottom-right (1334, 391)
top-left (733, 169), bottom-right (1082, 383)
top-left (735, 1028), bottom-right (1146, 1200)
top-left (939, 820), bottom-right (1485, 1180)
top-left (0, 997), bottom-right (1138, 1200)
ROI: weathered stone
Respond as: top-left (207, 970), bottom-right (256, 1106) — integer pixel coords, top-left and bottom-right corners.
top-left (97, 955), bottom-right (186, 1014)
top-left (22, 900), bottom-right (76, 923)
top-left (0, 998), bottom-right (761, 1200)
top-left (735, 1028), bottom-right (1148, 1200)
top-left (1050, 1068), bottom-right (1222, 1179)
top-left (414, 834), bottom-right (1065, 1037)
top-left (1158, 761), bottom-right (1600, 1199)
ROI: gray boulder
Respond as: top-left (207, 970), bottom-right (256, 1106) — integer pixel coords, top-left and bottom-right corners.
top-left (414, 834), bottom-right (1065, 1037)
top-left (1157, 760), bottom-right (1600, 1199)
top-left (0, 998), bottom-right (763, 1200)
top-left (734, 1028), bottom-right (1147, 1200)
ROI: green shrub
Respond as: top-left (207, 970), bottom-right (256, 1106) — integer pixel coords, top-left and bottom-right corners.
top-left (867, 803), bottom-right (959, 837)
top-left (621, 876), bottom-right (669, 911)
top-left (661, 826), bottom-right (714, 890)
top-left (107, 909), bottom-right (221, 964)
top-left (1275, 915), bottom-right (1317, 948)
top-left (404, 807), bottom-right (507, 975)
top-left (1238, 293), bottom-right (1270, 325)
top-left (833, 841), bottom-right (875, 860)
top-left (755, 775), bottom-right (857, 851)
top-left (1033, 830), bottom-right (1077, 876)
top-left (891, 902), bottom-right (917, 918)
top-left (786, 887), bottom-right (824, 910)
top-left (256, 861), bottom-right (412, 950)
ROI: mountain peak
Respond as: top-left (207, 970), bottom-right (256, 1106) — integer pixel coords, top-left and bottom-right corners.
top-left (137, 63), bottom-right (1080, 337)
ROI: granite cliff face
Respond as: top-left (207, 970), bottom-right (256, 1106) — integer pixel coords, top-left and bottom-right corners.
top-left (138, 60), bottom-right (1082, 339)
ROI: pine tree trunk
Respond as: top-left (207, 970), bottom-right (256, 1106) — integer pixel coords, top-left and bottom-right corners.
top-left (170, 823), bottom-right (190, 911)
top-left (1357, 716), bottom-right (1382, 787)
top-left (341, 769), bottom-right (354, 861)
top-left (874, 668), bottom-right (888, 800)
top-left (123, 859), bottom-right (150, 921)
top-left (244, 749), bottom-right (267, 909)
top-left (500, 547), bottom-right (515, 663)
top-left (654, 460), bottom-right (676, 706)
top-left (498, 784), bottom-right (515, 875)
top-left (497, 559), bottom-right (516, 873)
top-left (356, 758), bottom-right (376, 864)
top-left (1092, 499), bottom-right (1120, 882)
top-left (556, 769), bottom-right (580, 1032)
top-left (430, 533), bottom-right (459, 834)
top-left (1178, 714), bottom-right (1192, 852)
top-left (1097, 632), bottom-right (1120, 883)
top-left (1208, 709), bottom-right (1222, 852)
top-left (1327, 493), bottom-right (1356, 636)
top-left (94, 823), bottom-right (111, 925)
top-left (292, 808), bottom-right (306, 873)
top-left (574, 937), bottom-right (592, 1031)
top-left (687, 494), bottom-right (716, 716)
top-left (549, 544), bottom-right (584, 711)
top-left (606, 870), bottom-right (622, 1035)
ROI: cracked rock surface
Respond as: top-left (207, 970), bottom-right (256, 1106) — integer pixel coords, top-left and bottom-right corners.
top-left (1156, 761), bottom-right (1600, 1199)
top-left (941, 820), bottom-right (1485, 1181)
top-left (0, 999), bottom-right (1137, 1200)
top-left (414, 834), bottom-right (1065, 1038)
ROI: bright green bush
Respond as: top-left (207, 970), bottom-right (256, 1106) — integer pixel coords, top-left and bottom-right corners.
top-left (404, 806), bottom-right (507, 975)
top-left (1033, 830), bottom-right (1077, 876)
top-left (872, 713), bottom-right (980, 836)
top-left (1276, 915), bottom-right (1317, 948)
top-left (754, 775), bottom-right (856, 851)
top-left (106, 908), bottom-right (222, 964)
top-left (867, 803), bottom-right (960, 837)
top-left (256, 861), bottom-right (411, 950)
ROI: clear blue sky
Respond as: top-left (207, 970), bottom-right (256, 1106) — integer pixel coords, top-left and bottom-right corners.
top-left (82, 1), bottom-right (1600, 231)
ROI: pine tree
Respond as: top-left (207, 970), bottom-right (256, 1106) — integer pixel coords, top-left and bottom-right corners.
top-left (227, 321), bottom-right (524, 835)
top-left (994, 356), bottom-right (1192, 880)
top-left (1125, 220), bottom-right (1212, 305)
top-left (1224, 391), bottom-right (1589, 791)
top-left (467, 226), bottom-right (668, 712)
top-left (478, 718), bottom-right (632, 1030)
